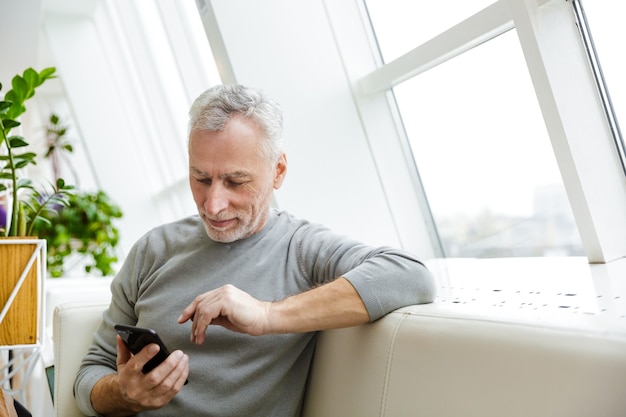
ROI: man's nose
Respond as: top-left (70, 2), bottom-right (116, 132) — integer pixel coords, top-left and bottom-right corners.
top-left (204, 184), bottom-right (229, 216)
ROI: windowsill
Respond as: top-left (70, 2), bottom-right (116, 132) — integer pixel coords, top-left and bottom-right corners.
top-left (425, 256), bottom-right (626, 336)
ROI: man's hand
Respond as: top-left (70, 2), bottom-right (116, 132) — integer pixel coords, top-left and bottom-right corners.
top-left (90, 336), bottom-right (189, 417)
top-left (177, 284), bottom-right (272, 344)
top-left (178, 278), bottom-right (370, 344)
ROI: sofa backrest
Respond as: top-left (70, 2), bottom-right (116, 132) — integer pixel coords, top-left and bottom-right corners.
top-left (301, 304), bottom-right (626, 416)
top-left (54, 302), bottom-right (626, 417)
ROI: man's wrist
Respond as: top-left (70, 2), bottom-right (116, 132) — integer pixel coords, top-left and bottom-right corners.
top-left (91, 373), bottom-right (141, 417)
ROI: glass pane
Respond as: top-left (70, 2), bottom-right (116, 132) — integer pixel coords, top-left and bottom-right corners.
top-left (365, 0), bottom-right (497, 63)
top-left (394, 30), bottom-right (584, 257)
top-left (580, 0), bottom-right (625, 162)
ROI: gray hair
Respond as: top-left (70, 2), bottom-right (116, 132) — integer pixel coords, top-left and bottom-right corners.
top-left (188, 84), bottom-right (284, 162)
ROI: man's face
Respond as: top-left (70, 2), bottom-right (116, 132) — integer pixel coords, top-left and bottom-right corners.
top-left (188, 115), bottom-right (286, 242)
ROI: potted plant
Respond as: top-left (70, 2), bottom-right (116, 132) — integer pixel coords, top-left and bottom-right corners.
top-left (0, 67), bottom-right (73, 345)
top-left (30, 113), bottom-right (123, 277)
top-left (0, 67), bottom-right (74, 237)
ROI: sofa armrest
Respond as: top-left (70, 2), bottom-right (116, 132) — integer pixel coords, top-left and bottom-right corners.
top-left (53, 302), bottom-right (108, 417)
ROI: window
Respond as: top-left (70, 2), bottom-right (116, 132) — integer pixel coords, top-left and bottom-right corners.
top-left (394, 29), bottom-right (583, 257)
top-left (362, 0), bottom-right (626, 259)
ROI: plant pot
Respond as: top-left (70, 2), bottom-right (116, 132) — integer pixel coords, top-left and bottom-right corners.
top-left (0, 238), bottom-right (45, 345)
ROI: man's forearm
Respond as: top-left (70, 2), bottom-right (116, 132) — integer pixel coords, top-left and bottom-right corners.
top-left (267, 277), bottom-right (370, 333)
top-left (91, 374), bottom-right (140, 417)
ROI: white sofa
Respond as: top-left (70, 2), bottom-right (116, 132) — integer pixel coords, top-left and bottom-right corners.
top-left (53, 302), bottom-right (626, 417)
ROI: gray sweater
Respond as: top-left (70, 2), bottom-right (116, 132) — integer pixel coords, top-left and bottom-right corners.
top-left (75, 209), bottom-right (435, 416)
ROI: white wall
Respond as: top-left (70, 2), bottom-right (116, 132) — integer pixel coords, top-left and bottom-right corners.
top-left (198, 0), bottom-right (405, 248)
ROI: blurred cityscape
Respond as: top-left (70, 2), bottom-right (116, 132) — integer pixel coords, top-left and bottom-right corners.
top-left (436, 184), bottom-right (585, 258)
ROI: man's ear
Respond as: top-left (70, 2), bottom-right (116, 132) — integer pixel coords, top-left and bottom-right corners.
top-left (273, 153), bottom-right (287, 189)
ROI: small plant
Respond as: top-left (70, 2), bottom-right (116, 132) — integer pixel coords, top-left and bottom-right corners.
top-left (45, 113), bottom-right (77, 184)
top-left (31, 190), bottom-right (123, 277)
top-left (0, 67), bottom-right (74, 236)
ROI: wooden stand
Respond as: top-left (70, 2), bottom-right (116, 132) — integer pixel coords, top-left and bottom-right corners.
top-left (0, 239), bottom-right (45, 345)
top-left (0, 239), bottom-right (45, 405)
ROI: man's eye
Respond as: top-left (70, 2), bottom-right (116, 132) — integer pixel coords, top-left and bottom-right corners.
top-left (196, 178), bottom-right (211, 185)
top-left (227, 180), bottom-right (245, 188)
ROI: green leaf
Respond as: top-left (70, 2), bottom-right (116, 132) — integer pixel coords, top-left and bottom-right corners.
top-left (39, 67), bottom-right (56, 80)
top-left (4, 90), bottom-right (17, 104)
top-left (11, 75), bottom-right (27, 101)
top-left (23, 68), bottom-right (39, 88)
top-left (7, 105), bottom-right (26, 121)
top-left (0, 101), bottom-right (11, 112)
top-left (14, 151), bottom-right (37, 161)
top-left (8, 136), bottom-right (28, 147)
top-left (2, 119), bottom-right (20, 130)
top-left (21, 199), bottom-right (36, 213)
top-left (14, 159), bottom-right (33, 169)
top-left (36, 216), bottom-right (53, 227)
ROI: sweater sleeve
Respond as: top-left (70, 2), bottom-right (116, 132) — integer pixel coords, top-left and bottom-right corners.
top-left (294, 223), bottom-right (436, 321)
top-left (73, 235), bottom-right (147, 416)
top-left (342, 248), bottom-right (436, 320)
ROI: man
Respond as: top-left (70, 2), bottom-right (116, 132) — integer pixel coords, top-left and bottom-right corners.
top-left (75, 84), bottom-right (436, 416)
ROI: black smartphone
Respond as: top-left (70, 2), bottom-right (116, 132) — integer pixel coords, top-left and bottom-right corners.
top-left (114, 324), bottom-right (187, 384)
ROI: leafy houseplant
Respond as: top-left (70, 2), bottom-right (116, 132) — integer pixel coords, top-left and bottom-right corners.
top-left (30, 113), bottom-right (123, 277)
top-left (0, 67), bottom-right (73, 345)
top-left (0, 67), bottom-right (74, 236)
top-left (31, 190), bottom-right (123, 277)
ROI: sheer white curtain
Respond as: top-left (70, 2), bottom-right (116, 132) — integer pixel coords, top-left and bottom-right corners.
top-left (42, 0), bottom-right (219, 255)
